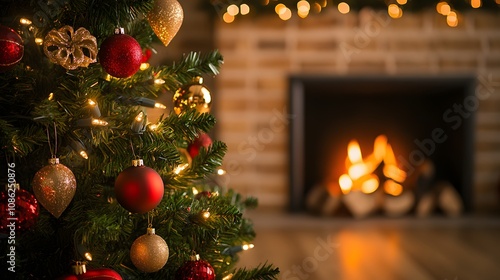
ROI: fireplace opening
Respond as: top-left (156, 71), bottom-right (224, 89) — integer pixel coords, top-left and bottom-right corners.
top-left (289, 75), bottom-right (476, 216)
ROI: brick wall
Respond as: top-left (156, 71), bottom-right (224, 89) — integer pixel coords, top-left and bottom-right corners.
top-left (214, 8), bottom-right (500, 212)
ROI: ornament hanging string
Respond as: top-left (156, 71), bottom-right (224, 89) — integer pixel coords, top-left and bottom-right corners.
top-left (147, 211), bottom-right (153, 228)
top-left (129, 138), bottom-right (138, 159)
top-left (46, 123), bottom-right (58, 158)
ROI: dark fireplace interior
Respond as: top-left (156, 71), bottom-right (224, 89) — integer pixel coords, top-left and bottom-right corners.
top-left (289, 75), bottom-right (476, 214)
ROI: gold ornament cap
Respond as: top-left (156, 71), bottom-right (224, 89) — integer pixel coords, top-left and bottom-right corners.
top-left (72, 261), bottom-right (87, 275)
top-left (190, 254), bottom-right (201, 261)
top-left (132, 159), bottom-right (144, 167)
top-left (147, 227), bottom-right (156, 235)
top-left (115, 27), bottom-right (125, 35)
top-left (49, 158), bottom-right (60, 164)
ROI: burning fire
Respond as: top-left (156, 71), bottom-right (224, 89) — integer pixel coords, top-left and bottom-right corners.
top-left (339, 135), bottom-right (406, 196)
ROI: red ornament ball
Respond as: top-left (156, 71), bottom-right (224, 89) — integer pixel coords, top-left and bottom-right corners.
top-left (98, 32), bottom-right (142, 78)
top-left (114, 160), bottom-right (164, 213)
top-left (187, 133), bottom-right (212, 159)
top-left (175, 256), bottom-right (215, 280)
top-left (0, 187), bottom-right (39, 234)
top-left (0, 25), bottom-right (24, 72)
top-left (57, 268), bottom-right (122, 280)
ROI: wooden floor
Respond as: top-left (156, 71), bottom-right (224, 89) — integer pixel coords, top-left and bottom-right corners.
top-left (237, 212), bottom-right (500, 280)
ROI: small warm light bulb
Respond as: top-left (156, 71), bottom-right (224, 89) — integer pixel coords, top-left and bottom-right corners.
top-left (154, 102), bottom-right (167, 109)
top-left (20, 18), bottom-right (32, 25)
top-left (135, 112), bottom-right (144, 122)
top-left (174, 163), bottom-right (189, 175)
top-left (202, 211), bottom-right (211, 219)
top-left (397, 0), bottom-right (407, 5)
top-left (192, 187), bottom-right (199, 195)
top-left (222, 274), bottom-right (234, 280)
top-left (217, 168), bottom-right (226, 175)
top-left (79, 151), bottom-right (89, 160)
top-left (148, 123), bottom-right (158, 131)
top-left (48, 93), bottom-right (54, 100)
top-left (154, 79), bottom-right (165, 85)
top-left (91, 118), bottom-right (108, 126)
top-left (227, 4), bottom-right (239, 16)
top-left (35, 38), bottom-right (43, 45)
top-left (88, 99), bottom-right (96, 106)
top-left (242, 244), bottom-right (250, 250)
top-left (84, 252), bottom-right (92, 261)
top-left (240, 4), bottom-right (250, 15)
top-left (140, 63), bottom-right (150, 70)
top-left (105, 74), bottom-right (112, 81)
top-left (338, 2), bottom-right (350, 14)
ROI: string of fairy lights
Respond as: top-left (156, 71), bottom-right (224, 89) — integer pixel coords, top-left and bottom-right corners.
top-left (221, 0), bottom-right (500, 27)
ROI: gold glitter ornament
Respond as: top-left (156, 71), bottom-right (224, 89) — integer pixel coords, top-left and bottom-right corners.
top-left (173, 76), bottom-right (212, 115)
top-left (130, 227), bottom-right (169, 273)
top-left (32, 158), bottom-right (77, 218)
top-left (43, 25), bottom-right (97, 70)
top-left (147, 0), bottom-right (183, 46)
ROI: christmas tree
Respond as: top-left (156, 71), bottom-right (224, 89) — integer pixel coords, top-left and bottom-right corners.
top-left (0, 0), bottom-right (279, 279)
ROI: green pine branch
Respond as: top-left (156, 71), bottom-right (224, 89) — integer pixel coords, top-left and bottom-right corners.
top-left (231, 263), bottom-right (281, 280)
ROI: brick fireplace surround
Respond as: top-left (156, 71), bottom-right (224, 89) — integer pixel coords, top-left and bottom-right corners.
top-left (210, 8), bottom-right (500, 214)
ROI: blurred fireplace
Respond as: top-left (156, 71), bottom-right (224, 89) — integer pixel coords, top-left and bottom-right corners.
top-left (288, 75), bottom-right (476, 214)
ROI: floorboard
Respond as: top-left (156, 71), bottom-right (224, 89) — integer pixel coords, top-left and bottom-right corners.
top-left (236, 212), bottom-right (500, 280)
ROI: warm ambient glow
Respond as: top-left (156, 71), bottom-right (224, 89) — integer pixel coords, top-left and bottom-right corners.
top-left (279, 7), bottom-right (292, 20)
top-left (339, 135), bottom-right (407, 195)
top-left (227, 4), bottom-right (239, 16)
top-left (471, 0), bottom-right (482, 8)
top-left (223, 12), bottom-right (235, 23)
top-left (240, 4), bottom-right (250, 15)
top-left (297, 0), bottom-right (310, 13)
top-left (437, 2), bottom-right (451, 15)
top-left (397, 0), bottom-right (407, 4)
top-left (275, 3), bottom-right (286, 14)
top-left (338, 2), bottom-right (350, 14)
top-left (388, 4), bottom-right (403, 19)
top-left (447, 11), bottom-right (459, 27)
